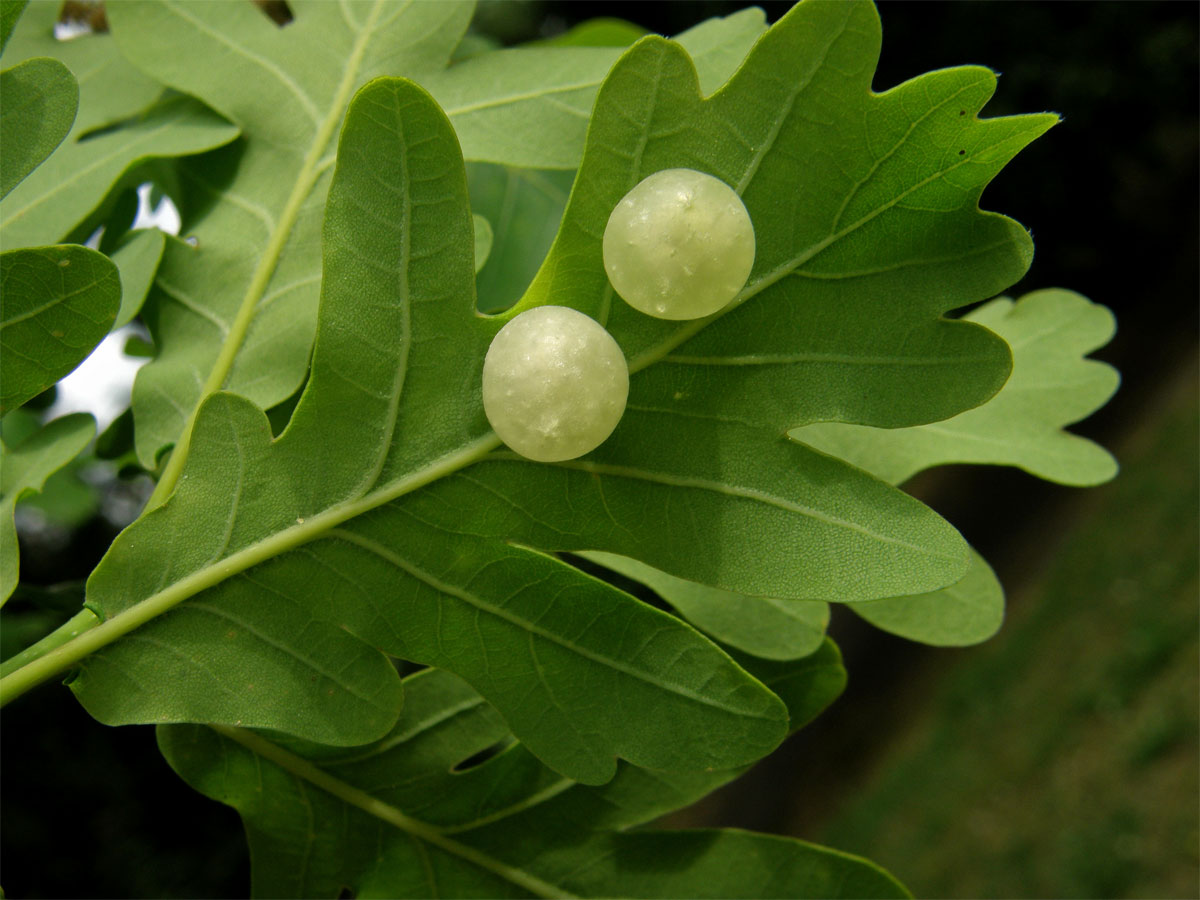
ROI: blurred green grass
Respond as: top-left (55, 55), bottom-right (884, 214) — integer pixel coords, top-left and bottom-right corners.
top-left (815, 358), bottom-right (1199, 898)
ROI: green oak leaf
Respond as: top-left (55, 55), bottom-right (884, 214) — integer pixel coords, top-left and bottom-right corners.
top-left (105, 0), bottom-right (475, 470)
top-left (0, 56), bottom-right (77, 200)
top-left (546, 17), bottom-right (648, 49)
top-left (504, 1), bottom-right (1055, 433)
top-left (109, 227), bottom-right (166, 327)
top-left (785, 289), bottom-right (1116, 646)
top-left (851, 548), bottom-right (1004, 646)
top-left (580, 550), bottom-right (830, 661)
top-left (793, 289), bottom-right (1120, 486)
top-left (157, 657), bottom-right (906, 899)
top-left (0, 2), bottom-right (239, 248)
top-left (0, 412), bottom-right (94, 603)
top-left (4, 2), bottom-right (161, 131)
top-left (27, 0), bottom-right (1059, 782)
top-left (407, 0), bottom-right (1059, 603)
top-left (0, 244), bottom-right (120, 413)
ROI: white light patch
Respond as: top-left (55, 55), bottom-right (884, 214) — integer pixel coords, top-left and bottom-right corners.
top-left (46, 324), bottom-right (149, 432)
top-left (132, 182), bottom-right (181, 234)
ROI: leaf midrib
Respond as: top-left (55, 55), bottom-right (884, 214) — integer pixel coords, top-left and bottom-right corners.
top-left (325, 526), bottom-right (778, 721)
top-left (502, 454), bottom-right (958, 562)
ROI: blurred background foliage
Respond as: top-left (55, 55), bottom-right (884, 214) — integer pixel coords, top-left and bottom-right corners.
top-left (1, 1), bottom-right (1196, 897)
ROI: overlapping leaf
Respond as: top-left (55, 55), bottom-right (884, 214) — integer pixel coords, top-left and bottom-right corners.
top-left (103, 0), bottom-right (473, 470)
top-left (580, 551), bottom-right (830, 661)
top-left (108, 227), bottom-right (166, 327)
top-left (851, 548), bottom-right (1004, 646)
top-left (110, 1), bottom-right (767, 472)
top-left (0, 56), bottom-right (77, 199)
top-left (0, 1), bottom-right (238, 248)
top-left (0, 0), bottom-right (27, 53)
top-left (468, 163), bottom-right (573, 314)
top-left (0, 244), bottom-right (120, 412)
top-left (0, 412), bottom-right (94, 602)
top-left (793, 289), bottom-right (1120, 485)
top-left (410, 0), bottom-right (1059, 601)
top-left (36, 0), bottom-right (1056, 783)
top-left (158, 654), bottom-right (907, 899)
top-left (502, 3), bottom-right (1055, 431)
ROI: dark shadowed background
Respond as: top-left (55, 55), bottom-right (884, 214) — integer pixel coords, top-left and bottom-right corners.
top-left (2, 2), bottom-right (1196, 897)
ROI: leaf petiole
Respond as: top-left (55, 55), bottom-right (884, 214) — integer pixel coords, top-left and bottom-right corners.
top-left (0, 432), bottom-right (501, 707)
top-left (0, 608), bottom-right (99, 680)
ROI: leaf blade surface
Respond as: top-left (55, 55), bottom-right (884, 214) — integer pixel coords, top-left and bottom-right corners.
top-left (0, 56), bottom-right (77, 200)
top-left (0, 244), bottom-right (120, 412)
top-left (157, 660), bottom-right (906, 899)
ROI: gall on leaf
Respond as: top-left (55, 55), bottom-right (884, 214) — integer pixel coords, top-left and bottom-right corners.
top-left (602, 168), bottom-right (755, 320)
top-left (482, 305), bottom-right (629, 461)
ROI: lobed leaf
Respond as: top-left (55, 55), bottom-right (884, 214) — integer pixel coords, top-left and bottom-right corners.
top-left (111, 2), bottom-right (765, 471)
top-left (0, 56), bottom-right (77, 200)
top-left (522, 16), bottom-right (1043, 416)
top-left (418, 414), bottom-right (969, 602)
top-left (0, 412), bottom-right (94, 603)
top-left (157, 657), bottom-right (905, 899)
top-left (73, 78), bottom-right (787, 783)
top-left (0, 244), bottom-right (120, 412)
top-left (105, 0), bottom-right (474, 469)
top-left (792, 289), bottom-right (1120, 485)
top-left (52, 0), bottom-right (1059, 781)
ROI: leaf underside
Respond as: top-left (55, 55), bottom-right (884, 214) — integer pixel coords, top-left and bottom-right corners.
top-left (0, 55), bottom-right (78, 200)
top-left (158, 658), bottom-right (907, 899)
top-left (69, 0), bottom-right (1063, 787)
top-left (0, 1), bottom-right (239, 251)
top-left (0, 244), bottom-right (121, 413)
top-left (793, 289), bottom-right (1120, 486)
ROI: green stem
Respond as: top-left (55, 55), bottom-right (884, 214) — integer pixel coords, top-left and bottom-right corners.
top-left (211, 725), bottom-right (578, 899)
top-left (0, 608), bottom-right (100, 681)
top-left (0, 433), bottom-right (500, 707)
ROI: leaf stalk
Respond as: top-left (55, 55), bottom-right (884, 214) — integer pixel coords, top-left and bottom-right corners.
top-left (0, 433), bottom-right (500, 707)
top-left (0, 608), bottom-right (99, 680)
